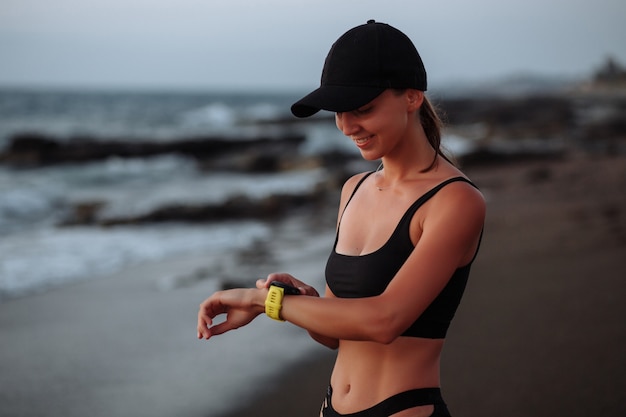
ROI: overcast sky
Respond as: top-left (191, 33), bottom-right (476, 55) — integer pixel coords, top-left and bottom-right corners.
top-left (1, 0), bottom-right (624, 91)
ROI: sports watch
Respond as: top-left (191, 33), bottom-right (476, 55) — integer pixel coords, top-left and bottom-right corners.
top-left (265, 281), bottom-right (300, 321)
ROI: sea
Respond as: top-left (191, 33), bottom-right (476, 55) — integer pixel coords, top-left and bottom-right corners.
top-left (0, 87), bottom-right (475, 301)
top-left (0, 89), bottom-right (322, 299)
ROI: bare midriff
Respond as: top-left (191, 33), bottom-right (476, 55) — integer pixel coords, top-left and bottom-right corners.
top-left (329, 337), bottom-right (444, 414)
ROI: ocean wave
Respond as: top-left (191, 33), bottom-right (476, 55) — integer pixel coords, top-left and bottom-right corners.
top-left (0, 155), bottom-right (198, 234)
top-left (0, 222), bottom-right (270, 300)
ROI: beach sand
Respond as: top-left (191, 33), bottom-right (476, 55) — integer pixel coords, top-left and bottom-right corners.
top-left (1, 151), bottom-right (625, 417)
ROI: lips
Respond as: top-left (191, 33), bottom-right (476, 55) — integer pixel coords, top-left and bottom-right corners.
top-left (354, 135), bottom-right (373, 147)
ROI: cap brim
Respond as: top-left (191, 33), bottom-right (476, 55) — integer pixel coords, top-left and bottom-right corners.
top-left (291, 85), bottom-right (385, 118)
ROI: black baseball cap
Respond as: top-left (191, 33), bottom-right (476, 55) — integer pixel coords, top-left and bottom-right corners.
top-left (291, 20), bottom-right (427, 118)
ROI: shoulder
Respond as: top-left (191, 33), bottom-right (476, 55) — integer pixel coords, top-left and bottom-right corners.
top-left (340, 171), bottom-right (373, 200)
top-left (426, 177), bottom-right (486, 227)
top-left (335, 172), bottom-right (374, 222)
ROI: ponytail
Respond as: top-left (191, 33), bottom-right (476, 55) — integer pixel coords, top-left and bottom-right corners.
top-left (419, 96), bottom-right (455, 172)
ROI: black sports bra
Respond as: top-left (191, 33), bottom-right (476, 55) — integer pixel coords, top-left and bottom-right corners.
top-left (325, 173), bottom-right (480, 339)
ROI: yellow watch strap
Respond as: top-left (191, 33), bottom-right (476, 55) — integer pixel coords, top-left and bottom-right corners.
top-left (265, 285), bottom-right (285, 321)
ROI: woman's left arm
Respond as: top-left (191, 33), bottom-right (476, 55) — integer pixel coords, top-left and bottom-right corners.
top-left (197, 273), bottom-right (320, 340)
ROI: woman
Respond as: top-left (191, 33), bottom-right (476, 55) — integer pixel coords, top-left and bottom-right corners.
top-left (197, 20), bottom-right (485, 417)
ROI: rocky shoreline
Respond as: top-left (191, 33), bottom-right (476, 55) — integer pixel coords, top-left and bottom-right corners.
top-left (2, 86), bottom-right (624, 165)
top-left (1, 88), bottom-right (624, 229)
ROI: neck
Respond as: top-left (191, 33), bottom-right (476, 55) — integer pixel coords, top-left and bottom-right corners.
top-left (378, 128), bottom-right (437, 182)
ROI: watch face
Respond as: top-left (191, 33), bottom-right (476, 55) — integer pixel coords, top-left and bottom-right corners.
top-left (270, 281), bottom-right (301, 295)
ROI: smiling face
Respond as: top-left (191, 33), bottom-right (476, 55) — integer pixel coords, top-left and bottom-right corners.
top-left (335, 89), bottom-right (423, 161)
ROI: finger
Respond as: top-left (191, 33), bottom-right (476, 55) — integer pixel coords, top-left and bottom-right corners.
top-left (198, 323), bottom-right (213, 340)
top-left (266, 272), bottom-right (294, 286)
top-left (302, 286), bottom-right (320, 297)
top-left (197, 322), bottom-right (209, 339)
top-left (265, 272), bottom-right (282, 283)
top-left (199, 294), bottom-right (227, 318)
top-left (205, 321), bottom-right (234, 337)
top-left (197, 325), bottom-right (207, 339)
top-left (198, 307), bottom-right (214, 325)
top-left (197, 312), bottom-right (213, 339)
top-left (256, 278), bottom-right (268, 289)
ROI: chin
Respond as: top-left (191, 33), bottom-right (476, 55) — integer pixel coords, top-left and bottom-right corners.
top-left (359, 150), bottom-right (382, 162)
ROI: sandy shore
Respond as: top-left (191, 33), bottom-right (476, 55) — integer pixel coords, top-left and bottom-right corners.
top-left (1, 151), bottom-right (625, 417)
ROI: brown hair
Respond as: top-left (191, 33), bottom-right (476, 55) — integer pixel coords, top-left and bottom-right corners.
top-left (419, 96), bottom-right (455, 172)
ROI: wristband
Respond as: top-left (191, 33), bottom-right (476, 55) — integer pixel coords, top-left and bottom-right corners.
top-left (264, 282), bottom-right (300, 321)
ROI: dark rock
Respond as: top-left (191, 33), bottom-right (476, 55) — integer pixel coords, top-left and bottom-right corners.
top-left (61, 201), bottom-right (107, 226)
top-left (0, 133), bottom-right (306, 167)
top-left (96, 188), bottom-right (330, 227)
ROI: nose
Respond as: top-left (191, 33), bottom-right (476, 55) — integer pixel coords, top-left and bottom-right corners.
top-left (336, 112), bottom-right (360, 136)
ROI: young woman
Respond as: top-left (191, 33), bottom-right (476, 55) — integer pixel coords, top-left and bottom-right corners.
top-left (197, 20), bottom-right (485, 417)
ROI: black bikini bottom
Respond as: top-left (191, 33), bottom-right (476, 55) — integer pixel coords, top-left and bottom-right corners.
top-left (320, 385), bottom-right (451, 417)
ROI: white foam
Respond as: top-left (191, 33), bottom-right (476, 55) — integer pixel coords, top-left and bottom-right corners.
top-left (180, 102), bottom-right (237, 128)
top-left (0, 222), bottom-right (269, 299)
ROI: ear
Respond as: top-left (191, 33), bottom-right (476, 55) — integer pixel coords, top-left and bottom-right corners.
top-left (406, 90), bottom-right (424, 112)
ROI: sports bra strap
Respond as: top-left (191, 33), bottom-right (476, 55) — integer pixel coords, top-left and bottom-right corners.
top-left (403, 176), bottom-right (476, 216)
top-left (338, 171), bottom-right (374, 223)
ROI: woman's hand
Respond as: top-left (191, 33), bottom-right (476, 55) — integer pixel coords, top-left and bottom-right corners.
top-left (256, 273), bottom-right (320, 297)
top-left (197, 288), bottom-right (265, 340)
